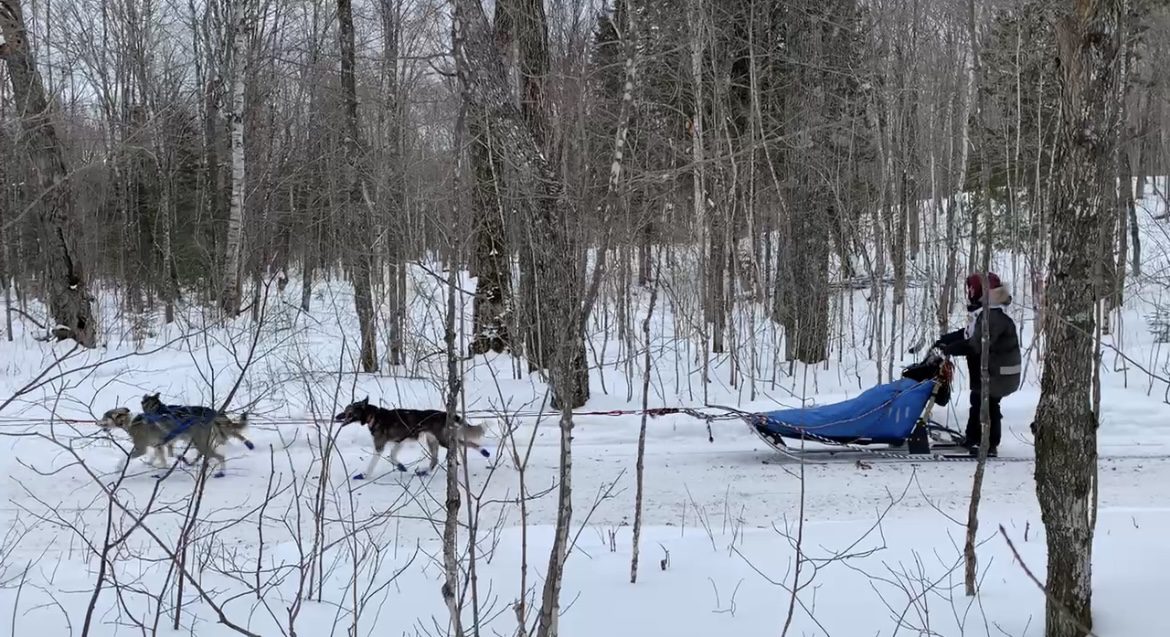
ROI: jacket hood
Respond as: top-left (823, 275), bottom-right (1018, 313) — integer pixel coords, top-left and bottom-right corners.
top-left (987, 285), bottom-right (1012, 307)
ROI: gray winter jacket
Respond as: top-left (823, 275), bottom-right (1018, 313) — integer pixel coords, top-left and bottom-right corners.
top-left (937, 286), bottom-right (1022, 398)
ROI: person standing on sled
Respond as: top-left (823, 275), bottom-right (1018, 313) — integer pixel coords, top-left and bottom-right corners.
top-left (933, 272), bottom-right (1022, 457)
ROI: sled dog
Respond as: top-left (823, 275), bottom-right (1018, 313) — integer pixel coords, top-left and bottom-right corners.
top-left (141, 393), bottom-right (255, 452)
top-left (333, 396), bottom-right (491, 479)
top-left (96, 394), bottom-right (252, 478)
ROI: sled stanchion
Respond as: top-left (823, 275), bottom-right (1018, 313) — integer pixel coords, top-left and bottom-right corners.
top-left (906, 419), bottom-right (931, 455)
top-left (706, 403), bottom-right (762, 444)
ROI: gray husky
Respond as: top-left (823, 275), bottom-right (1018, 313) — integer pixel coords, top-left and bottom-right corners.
top-left (141, 393), bottom-right (254, 452)
top-left (333, 397), bottom-right (490, 479)
top-left (98, 407), bottom-right (178, 471)
top-left (98, 397), bottom-right (251, 478)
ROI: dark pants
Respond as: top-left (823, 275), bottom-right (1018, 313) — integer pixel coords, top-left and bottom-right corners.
top-left (965, 392), bottom-right (1002, 449)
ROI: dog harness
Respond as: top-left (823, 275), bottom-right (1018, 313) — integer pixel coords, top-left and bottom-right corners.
top-left (143, 404), bottom-right (222, 444)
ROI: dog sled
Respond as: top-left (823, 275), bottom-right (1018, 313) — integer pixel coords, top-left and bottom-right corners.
top-left (737, 351), bottom-right (972, 462)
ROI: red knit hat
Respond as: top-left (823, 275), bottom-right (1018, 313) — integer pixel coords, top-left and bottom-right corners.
top-left (966, 272), bottom-right (1001, 301)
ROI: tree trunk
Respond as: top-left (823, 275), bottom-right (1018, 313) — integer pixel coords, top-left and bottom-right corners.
top-left (379, 0), bottom-right (405, 366)
top-left (155, 154), bottom-right (178, 324)
top-left (630, 261), bottom-right (659, 583)
top-left (689, 0), bottom-right (709, 367)
top-left (198, 4), bottom-right (225, 292)
top-left (442, 103), bottom-right (467, 637)
top-left (505, 0), bottom-right (560, 380)
top-left (1, 0), bottom-right (97, 346)
top-left (1117, 0), bottom-right (1146, 291)
top-left (219, 6), bottom-right (248, 317)
top-left (469, 117), bottom-right (512, 355)
top-left (1034, 3), bottom-right (1124, 637)
top-left (339, 0), bottom-right (379, 372)
top-left (774, 0), bottom-right (846, 365)
top-left (707, 208), bottom-right (726, 354)
top-left (965, 0), bottom-right (994, 594)
top-left (1115, 115), bottom-right (1131, 310)
top-left (0, 123), bottom-right (12, 341)
top-left (490, 0), bottom-right (586, 408)
top-left (939, 26), bottom-right (976, 333)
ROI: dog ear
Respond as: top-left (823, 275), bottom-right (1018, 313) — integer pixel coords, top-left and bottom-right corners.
top-left (360, 396), bottom-right (369, 406)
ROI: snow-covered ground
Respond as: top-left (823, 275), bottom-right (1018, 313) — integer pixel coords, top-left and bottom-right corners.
top-left (2, 187), bottom-right (1170, 636)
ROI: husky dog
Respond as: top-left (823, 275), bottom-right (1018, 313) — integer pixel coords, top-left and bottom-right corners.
top-left (98, 407), bottom-right (177, 470)
top-left (141, 393), bottom-right (255, 452)
top-left (99, 406), bottom-right (241, 478)
top-left (94, 394), bottom-right (252, 478)
top-left (334, 397), bottom-right (491, 480)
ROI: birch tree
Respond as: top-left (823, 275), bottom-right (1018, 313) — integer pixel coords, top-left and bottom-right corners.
top-left (218, 0), bottom-right (251, 317)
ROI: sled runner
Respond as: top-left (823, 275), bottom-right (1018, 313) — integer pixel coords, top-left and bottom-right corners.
top-left (743, 351), bottom-right (972, 461)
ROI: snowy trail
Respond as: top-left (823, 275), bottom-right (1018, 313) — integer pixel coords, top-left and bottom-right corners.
top-left (4, 411), bottom-right (1169, 555)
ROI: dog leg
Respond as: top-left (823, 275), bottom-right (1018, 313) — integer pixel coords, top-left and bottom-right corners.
top-left (417, 433), bottom-right (440, 476)
top-left (190, 431), bottom-right (228, 478)
top-left (230, 430), bottom-right (256, 450)
top-left (173, 440), bottom-right (193, 465)
top-left (234, 414), bottom-right (255, 450)
top-left (115, 442), bottom-right (148, 480)
top-left (206, 450), bottom-right (227, 478)
top-left (150, 443), bottom-right (178, 479)
top-left (459, 424), bottom-right (492, 458)
top-left (462, 439), bottom-right (492, 459)
top-left (389, 442), bottom-right (408, 473)
top-left (153, 443), bottom-right (170, 469)
top-left (354, 442), bottom-right (388, 480)
top-left (220, 417), bottom-right (255, 450)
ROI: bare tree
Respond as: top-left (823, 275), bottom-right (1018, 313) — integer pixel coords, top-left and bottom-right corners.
top-left (441, 106), bottom-right (467, 634)
top-left (338, 0), bottom-right (379, 372)
top-left (468, 115), bottom-right (512, 356)
top-left (630, 259), bottom-right (659, 584)
top-left (1033, 1), bottom-right (1126, 636)
top-left (1, 0), bottom-right (97, 346)
top-left (379, 0), bottom-right (406, 367)
top-left (219, 0), bottom-right (250, 317)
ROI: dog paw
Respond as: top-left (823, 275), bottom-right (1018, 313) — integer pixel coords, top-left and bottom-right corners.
top-left (395, 463), bottom-right (408, 472)
top-left (213, 471), bottom-right (226, 478)
top-left (352, 473), bottom-right (365, 480)
top-left (415, 469), bottom-right (429, 477)
top-left (245, 441), bottom-right (255, 450)
top-left (479, 448), bottom-right (491, 458)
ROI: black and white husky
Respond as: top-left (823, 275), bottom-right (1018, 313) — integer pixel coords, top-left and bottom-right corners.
top-left (333, 397), bottom-right (491, 479)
